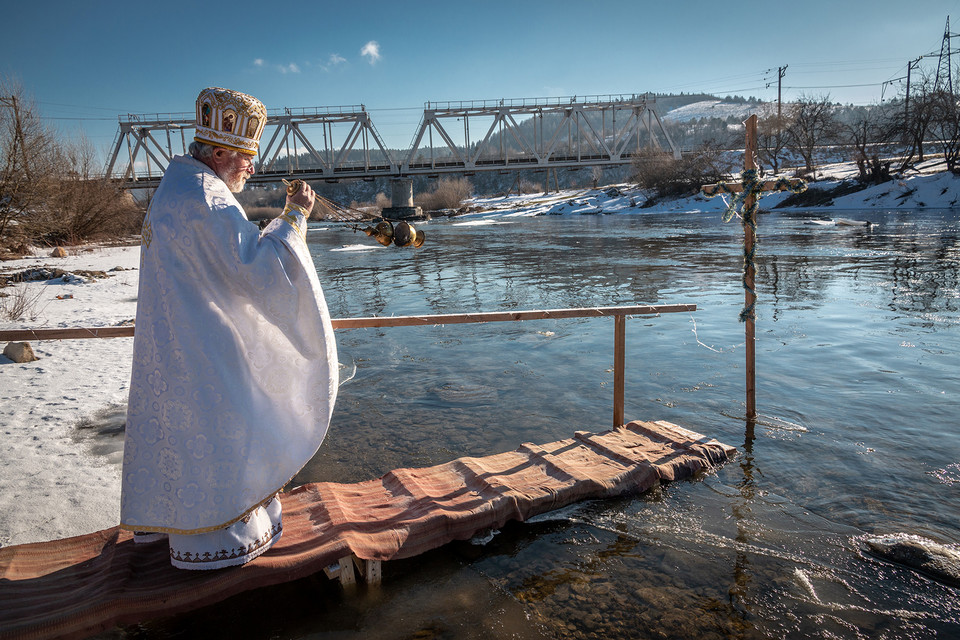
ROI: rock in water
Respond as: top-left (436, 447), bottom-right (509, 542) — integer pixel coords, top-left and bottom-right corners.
top-left (834, 218), bottom-right (872, 227)
top-left (864, 533), bottom-right (960, 587)
top-left (3, 341), bottom-right (39, 363)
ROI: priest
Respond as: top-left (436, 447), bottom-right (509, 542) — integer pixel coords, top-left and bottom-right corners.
top-left (119, 87), bottom-right (338, 569)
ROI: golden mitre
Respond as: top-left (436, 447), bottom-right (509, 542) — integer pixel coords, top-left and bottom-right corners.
top-left (194, 87), bottom-right (267, 156)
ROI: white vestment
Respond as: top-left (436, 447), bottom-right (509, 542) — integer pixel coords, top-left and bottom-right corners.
top-left (120, 155), bottom-right (337, 559)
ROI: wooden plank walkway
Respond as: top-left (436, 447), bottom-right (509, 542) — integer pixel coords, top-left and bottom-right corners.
top-left (0, 420), bottom-right (734, 640)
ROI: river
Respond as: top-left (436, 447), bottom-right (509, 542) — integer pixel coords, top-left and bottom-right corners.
top-left (143, 208), bottom-right (960, 639)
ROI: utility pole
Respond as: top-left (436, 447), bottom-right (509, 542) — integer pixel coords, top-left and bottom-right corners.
top-left (777, 65), bottom-right (787, 121)
top-left (904, 56), bottom-right (923, 137)
top-left (935, 16), bottom-right (954, 97)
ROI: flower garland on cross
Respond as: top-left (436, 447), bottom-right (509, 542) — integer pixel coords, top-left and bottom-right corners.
top-left (699, 114), bottom-right (807, 422)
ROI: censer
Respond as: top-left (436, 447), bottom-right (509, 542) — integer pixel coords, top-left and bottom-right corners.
top-left (283, 179), bottom-right (425, 248)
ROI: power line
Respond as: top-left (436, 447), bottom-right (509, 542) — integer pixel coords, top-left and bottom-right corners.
top-left (784, 82), bottom-right (890, 89)
top-left (39, 116), bottom-right (118, 121)
top-left (38, 100), bottom-right (129, 112)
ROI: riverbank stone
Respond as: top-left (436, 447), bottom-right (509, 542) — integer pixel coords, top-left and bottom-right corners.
top-left (3, 341), bottom-right (38, 363)
top-left (863, 533), bottom-right (960, 587)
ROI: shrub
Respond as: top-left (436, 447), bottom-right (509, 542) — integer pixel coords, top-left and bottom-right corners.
top-left (518, 179), bottom-right (542, 194)
top-left (1, 82), bottom-right (143, 250)
top-left (0, 80), bottom-right (60, 250)
top-left (21, 140), bottom-right (143, 245)
top-left (416, 177), bottom-right (472, 212)
top-left (0, 284), bottom-right (45, 321)
top-left (632, 141), bottom-right (734, 199)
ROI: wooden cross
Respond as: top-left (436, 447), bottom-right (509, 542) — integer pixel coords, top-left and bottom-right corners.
top-left (700, 114), bottom-right (806, 423)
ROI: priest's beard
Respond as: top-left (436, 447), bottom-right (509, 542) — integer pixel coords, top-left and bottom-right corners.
top-left (216, 152), bottom-right (251, 193)
top-left (219, 168), bottom-right (248, 193)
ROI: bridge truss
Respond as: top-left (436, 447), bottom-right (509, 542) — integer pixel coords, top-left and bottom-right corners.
top-left (104, 94), bottom-right (679, 188)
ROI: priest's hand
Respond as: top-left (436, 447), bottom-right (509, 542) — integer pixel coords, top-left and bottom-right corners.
top-left (287, 181), bottom-right (315, 214)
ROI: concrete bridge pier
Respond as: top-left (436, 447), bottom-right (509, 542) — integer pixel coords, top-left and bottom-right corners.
top-left (382, 178), bottom-right (427, 220)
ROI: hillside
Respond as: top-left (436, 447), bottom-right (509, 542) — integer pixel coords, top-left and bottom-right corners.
top-left (662, 99), bottom-right (774, 123)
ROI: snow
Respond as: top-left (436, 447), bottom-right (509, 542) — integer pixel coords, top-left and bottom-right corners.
top-left (331, 243), bottom-right (377, 252)
top-left (464, 158), bottom-right (960, 218)
top-left (662, 100), bottom-right (773, 123)
top-left (1, 161), bottom-right (958, 548)
top-left (1, 244), bottom-right (139, 546)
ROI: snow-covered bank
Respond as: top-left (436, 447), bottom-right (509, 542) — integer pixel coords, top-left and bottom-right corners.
top-left (464, 158), bottom-right (960, 218)
top-left (0, 244), bottom-right (139, 546)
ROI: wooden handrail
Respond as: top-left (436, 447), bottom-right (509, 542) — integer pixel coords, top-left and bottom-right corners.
top-left (330, 304), bottom-right (695, 329)
top-left (0, 304), bottom-right (694, 340)
top-left (0, 303), bottom-right (696, 427)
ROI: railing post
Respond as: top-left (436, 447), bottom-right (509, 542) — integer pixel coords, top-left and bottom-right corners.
top-left (613, 314), bottom-right (626, 428)
top-left (743, 115), bottom-right (758, 422)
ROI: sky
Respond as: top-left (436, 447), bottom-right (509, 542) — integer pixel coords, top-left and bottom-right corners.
top-left (3, 0), bottom-right (960, 158)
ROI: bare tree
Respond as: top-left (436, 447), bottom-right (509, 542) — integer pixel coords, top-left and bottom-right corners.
top-left (894, 73), bottom-right (938, 169)
top-left (415, 177), bottom-right (473, 212)
top-left (0, 78), bottom-right (143, 252)
top-left (757, 114), bottom-right (792, 174)
top-left (32, 135), bottom-right (142, 244)
top-left (0, 77), bottom-right (60, 249)
top-left (591, 165), bottom-right (603, 188)
top-left (927, 81), bottom-right (960, 172)
top-left (784, 94), bottom-right (840, 174)
top-left (517, 178), bottom-right (542, 194)
top-left (842, 104), bottom-right (898, 183)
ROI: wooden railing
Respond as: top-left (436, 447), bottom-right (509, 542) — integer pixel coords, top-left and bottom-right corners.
top-left (0, 304), bottom-right (695, 427)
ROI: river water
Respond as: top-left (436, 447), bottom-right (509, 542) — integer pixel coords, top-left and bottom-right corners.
top-left (145, 209), bottom-right (960, 638)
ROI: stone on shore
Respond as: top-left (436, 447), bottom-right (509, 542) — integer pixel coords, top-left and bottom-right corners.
top-left (3, 342), bottom-right (39, 363)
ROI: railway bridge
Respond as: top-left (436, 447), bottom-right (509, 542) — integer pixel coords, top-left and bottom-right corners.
top-left (104, 93), bottom-right (680, 190)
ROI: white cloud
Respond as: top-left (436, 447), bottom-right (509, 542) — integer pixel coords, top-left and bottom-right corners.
top-left (360, 41), bottom-right (381, 64)
top-left (316, 54), bottom-right (347, 72)
top-left (252, 58), bottom-right (300, 74)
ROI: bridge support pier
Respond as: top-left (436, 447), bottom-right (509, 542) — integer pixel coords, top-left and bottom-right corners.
top-left (382, 178), bottom-right (427, 220)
